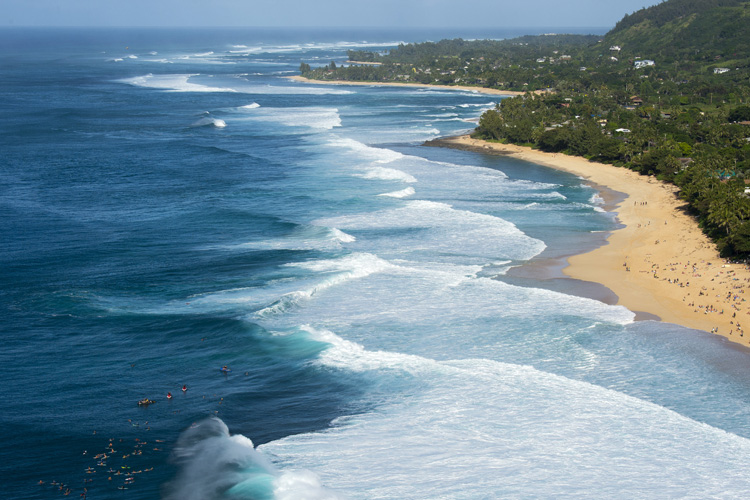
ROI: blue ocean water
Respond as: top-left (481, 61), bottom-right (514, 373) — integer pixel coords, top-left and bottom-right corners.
top-left (3, 27), bottom-right (750, 499)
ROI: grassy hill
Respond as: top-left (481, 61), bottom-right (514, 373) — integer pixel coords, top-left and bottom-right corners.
top-left (604, 0), bottom-right (750, 64)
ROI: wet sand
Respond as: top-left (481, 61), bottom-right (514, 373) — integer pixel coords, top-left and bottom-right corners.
top-left (431, 135), bottom-right (750, 347)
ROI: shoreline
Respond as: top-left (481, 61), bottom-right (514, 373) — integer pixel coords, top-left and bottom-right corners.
top-left (429, 135), bottom-right (750, 348)
top-left (286, 74), bottom-right (750, 348)
top-left (286, 75), bottom-right (529, 96)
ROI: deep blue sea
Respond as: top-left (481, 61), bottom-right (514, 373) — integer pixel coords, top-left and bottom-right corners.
top-left (3, 27), bottom-right (750, 499)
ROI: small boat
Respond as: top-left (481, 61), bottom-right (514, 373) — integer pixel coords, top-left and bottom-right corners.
top-left (137, 399), bottom-right (156, 406)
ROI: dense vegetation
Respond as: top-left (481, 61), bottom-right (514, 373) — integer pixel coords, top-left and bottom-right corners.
top-left (299, 0), bottom-right (750, 257)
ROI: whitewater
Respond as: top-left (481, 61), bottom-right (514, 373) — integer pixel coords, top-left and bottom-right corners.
top-left (2, 27), bottom-right (750, 500)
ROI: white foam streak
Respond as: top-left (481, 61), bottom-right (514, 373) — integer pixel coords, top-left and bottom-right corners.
top-left (117, 73), bottom-right (237, 93)
top-left (236, 107), bottom-right (341, 130)
top-left (221, 227), bottom-right (355, 252)
top-left (358, 167), bottom-right (417, 183)
top-left (317, 200), bottom-right (546, 261)
top-left (327, 137), bottom-right (405, 164)
top-left (191, 117), bottom-right (227, 128)
top-left (378, 187), bottom-right (415, 198)
top-left (255, 254), bottom-right (394, 318)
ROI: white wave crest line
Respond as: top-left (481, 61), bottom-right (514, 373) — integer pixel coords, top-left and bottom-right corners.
top-left (255, 254), bottom-right (395, 317)
top-left (297, 325), bottom-right (716, 438)
top-left (377, 187), bottom-right (416, 198)
top-left (357, 167), bottom-right (417, 184)
top-left (190, 117), bottom-right (227, 128)
top-left (235, 106), bottom-right (342, 129)
top-left (116, 73), bottom-right (238, 93)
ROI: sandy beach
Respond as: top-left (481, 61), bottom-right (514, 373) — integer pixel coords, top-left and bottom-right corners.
top-left (288, 75), bottom-right (750, 347)
top-left (434, 135), bottom-right (750, 348)
top-left (287, 75), bottom-right (528, 96)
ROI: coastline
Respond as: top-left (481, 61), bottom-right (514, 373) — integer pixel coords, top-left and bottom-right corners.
top-left (286, 75), bottom-right (529, 96)
top-left (430, 135), bottom-right (750, 348)
top-left (286, 74), bottom-right (750, 348)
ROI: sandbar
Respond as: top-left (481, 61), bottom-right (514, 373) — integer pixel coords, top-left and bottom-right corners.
top-left (434, 135), bottom-right (750, 348)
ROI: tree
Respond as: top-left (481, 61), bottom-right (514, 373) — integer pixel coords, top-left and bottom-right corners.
top-left (728, 105), bottom-right (750, 122)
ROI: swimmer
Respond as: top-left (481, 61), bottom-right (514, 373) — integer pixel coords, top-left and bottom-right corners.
top-left (167, 392), bottom-right (172, 399)
top-left (182, 385), bottom-right (187, 392)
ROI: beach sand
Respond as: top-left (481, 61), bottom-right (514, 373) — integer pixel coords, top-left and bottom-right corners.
top-left (433, 135), bottom-right (750, 348)
top-left (287, 75), bottom-right (528, 96)
top-left (288, 75), bottom-right (750, 347)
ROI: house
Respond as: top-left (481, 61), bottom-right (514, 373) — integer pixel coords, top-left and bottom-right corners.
top-left (630, 96), bottom-right (644, 106)
top-left (714, 68), bottom-right (730, 74)
top-left (560, 55), bottom-right (572, 60)
top-left (615, 128), bottom-right (631, 133)
top-left (634, 60), bottom-right (655, 69)
top-left (610, 45), bottom-right (621, 52)
top-left (610, 56), bottom-right (618, 62)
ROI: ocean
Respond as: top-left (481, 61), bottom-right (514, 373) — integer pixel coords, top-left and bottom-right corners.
top-left (2, 27), bottom-right (750, 500)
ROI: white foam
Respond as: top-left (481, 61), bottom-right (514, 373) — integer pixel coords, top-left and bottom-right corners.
top-left (589, 193), bottom-right (605, 205)
top-left (255, 253), bottom-right (395, 318)
top-left (164, 418), bottom-right (342, 500)
top-left (220, 226), bottom-right (355, 252)
top-left (357, 167), bottom-right (417, 183)
top-left (234, 106), bottom-right (341, 130)
top-left (377, 187), bottom-right (416, 198)
top-left (316, 199), bottom-right (545, 262)
top-left (249, 84), bottom-right (353, 95)
top-left (229, 40), bottom-right (405, 55)
top-left (240, 102), bottom-right (261, 109)
top-left (260, 331), bottom-right (750, 498)
top-left (326, 137), bottom-right (404, 164)
top-left (117, 73), bottom-right (237, 93)
top-left (191, 117), bottom-right (227, 128)
top-left (329, 228), bottom-right (356, 243)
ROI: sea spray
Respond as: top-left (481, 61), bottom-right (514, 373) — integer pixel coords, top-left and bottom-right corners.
top-left (164, 418), bottom-right (342, 500)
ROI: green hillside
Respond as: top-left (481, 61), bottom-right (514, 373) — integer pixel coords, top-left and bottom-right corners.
top-left (299, 0), bottom-right (750, 256)
top-left (605, 0), bottom-right (750, 64)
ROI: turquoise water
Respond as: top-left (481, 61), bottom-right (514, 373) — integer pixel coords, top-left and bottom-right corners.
top-left (2, 27), bottom-right (750, 499)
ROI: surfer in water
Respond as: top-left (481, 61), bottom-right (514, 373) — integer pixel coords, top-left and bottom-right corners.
top-left (182, 385), bottom-right (187, 392)
top-left (167, 392), bottom-right (172, 399)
